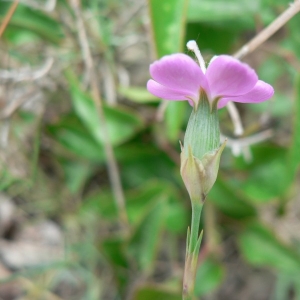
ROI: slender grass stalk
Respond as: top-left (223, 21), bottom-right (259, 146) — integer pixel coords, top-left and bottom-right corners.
top-left (70, 0), bottom-right (129, 231)
top-left (0, 0), bottom-right (19, 39)
top-left (183, 201), bottom-right (203, 300)
top-left (234, 0), bottom-right (300, 59)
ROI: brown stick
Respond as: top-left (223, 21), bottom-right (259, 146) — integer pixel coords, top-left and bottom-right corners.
top-left (234, 0), bottom-right (300, 59)
top-left (69, 0), bottom-right (129, 230)
top-left (0, 0), bottom-right (19, 38)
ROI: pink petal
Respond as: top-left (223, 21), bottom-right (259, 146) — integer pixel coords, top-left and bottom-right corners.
top-left (147, 80), bottom-right (196, 103)
top-left (206, 55), bottom-right (258, 99)
top-left (218, 80), bottom-right (274, 109)
top-left (150, 53), bottom-right (209, 96)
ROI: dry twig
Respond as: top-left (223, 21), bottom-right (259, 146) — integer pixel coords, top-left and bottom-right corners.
top-left (234, 0), bottom-right (300, 59)
top-left (228, 0), bottom-right (300, 159)
top-left (0, 0), bottom-right (19, 39)
top-left (221, 129), bottom-right (273, 152)
top-left (70, 0), bottom-right (129, 230)
top-left (2, 0), bottom-right (56, 12)
top-left (0, 90), bottom-right (37, 120)
top-left (0, 58), bottom-right (54, 82)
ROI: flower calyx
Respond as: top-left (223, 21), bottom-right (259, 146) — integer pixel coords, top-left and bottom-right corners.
top-left (180, 140), bottom-right (227, 202)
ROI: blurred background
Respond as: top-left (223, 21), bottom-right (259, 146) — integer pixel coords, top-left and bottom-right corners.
top-left (0, 0), bottom-right (300, 299)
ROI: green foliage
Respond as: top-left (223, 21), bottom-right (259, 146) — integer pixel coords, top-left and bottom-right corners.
top-left (194, 256), bottom-right (225, 296)
top-left (128, 199), bottom-right (166, 271)
top-left (67, 72), bottom-right (144, 147)
top-left (288, 75), bottom-right (300, 177)
top-left (0, 3), bottom-right (63, 44)
top-left (239, 223), bottom-right (300, 272)
top-left (118, 86), bottom-right (159, 103)
top-left (148, 0), bottom-right (189, 57)
top-left (133, 286), bottom-right (181, 300)
top-left (209, 179), bottom-right (257, 219)
top-left (188, 0), bottom-right (258, 26)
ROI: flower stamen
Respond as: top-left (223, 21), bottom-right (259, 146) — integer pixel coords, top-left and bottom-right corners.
top-left (186, 40), bottom-right (206, 74)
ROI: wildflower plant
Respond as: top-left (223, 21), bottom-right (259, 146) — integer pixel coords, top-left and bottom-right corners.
top-left (147, 40), bottom-right (274, 300)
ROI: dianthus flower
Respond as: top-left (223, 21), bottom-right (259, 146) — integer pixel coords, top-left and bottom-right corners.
top-left (147, 53), bottom-right (274, 109)
top-left (146, 42), bottom-right (274, 300)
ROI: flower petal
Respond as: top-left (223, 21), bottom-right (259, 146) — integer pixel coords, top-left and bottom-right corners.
top-left (150, 53), bottom-right (209, 96)
top-left (217, 80), bottom-right (274, 109)
top-left (206, 55), bottom-right (258, 99)
top-left (147, 80), bottom-right (195, 103)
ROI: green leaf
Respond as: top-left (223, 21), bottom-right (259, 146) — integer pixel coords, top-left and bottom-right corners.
top-left (81, 190), bottom-right (117, 220)
top-left (119, 144), bottom-right (176, 187)
top-left (288, 74), bottom-right (300, 178)
top-left (241, 157), bottom-right (289, 202)
top-left (118, 86), bottom-right (159, 103)
top-left (239, 222), bottom-right (300, 272)
top-left (128, 199), bottom-right (166, 271)
top-left (232, 145), bottom-right (291, 202)
top-left (194, 256), bottom-right (224, 296)
top-left (81, 180), bottom-right (184, 231)
top-left (59, 159), bottom-right (94, 194)
top-left (0, 3), bottom-right (63, 44)
top-left (47, 114), bottom-right (105, 162)
top-left (185, 23), bottom-right (238, 54)
top-left (209, 179), bottom-right (257, 219)
top-left (101, 238), bottom-right (129, 269)
top-left (148, 0), bottom-right (189, 142)
top-left (165, 201), bottom-right (188, 234)
top-left (125, 180), bottom-right (176, 225)
top-left (285, 10), bottom-right (300, 59)
top-left (165, 101), bottom-right (188, 142)
top-left (133, 286), bottom-right (181, 300)
top-left (66, 72), bottom-right (144, 146)
top-left (187, 0), bottom-right (258, 26)
top-left (101, 237), bottom-right (130, 294)
top-left (148, 0), bottom-right (189, 57)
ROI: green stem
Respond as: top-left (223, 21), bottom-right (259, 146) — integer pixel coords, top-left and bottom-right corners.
top-left (188, 202), bottom-right (203, 254)
top-left (183, 200), bottom-right (203, 300)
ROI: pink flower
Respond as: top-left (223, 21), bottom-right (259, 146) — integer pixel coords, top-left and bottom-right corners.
top-left (147, 53), bottom-right (274, 109)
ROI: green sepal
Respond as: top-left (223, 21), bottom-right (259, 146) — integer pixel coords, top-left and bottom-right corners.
top-left (183, 91), bottom-right (220, 160)
top-left (180, 140), bottom-right (227, 201)
top-left (192, 230), bottom-right (203, 266)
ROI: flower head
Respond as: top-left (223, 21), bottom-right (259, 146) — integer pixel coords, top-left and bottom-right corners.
top-left (147, 53), bottom-right (274, 109)
top-left (147, 44), bottom-right (274, 200)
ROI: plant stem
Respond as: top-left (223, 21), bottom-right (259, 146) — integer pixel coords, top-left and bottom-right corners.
top-left (188, 202), bottom-right (203, 254)
top-left (234, 0), bottom-right (300, 59)
top-left (0, 0), bottom-right (19, 39)
top-left (183, 201), bottom-right (203, 300)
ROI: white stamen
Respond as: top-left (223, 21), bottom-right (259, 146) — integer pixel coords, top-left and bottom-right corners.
top-left (226, 101), bottom-right (244, 136)
top-left (186, 40), bottom-right (206, 74)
